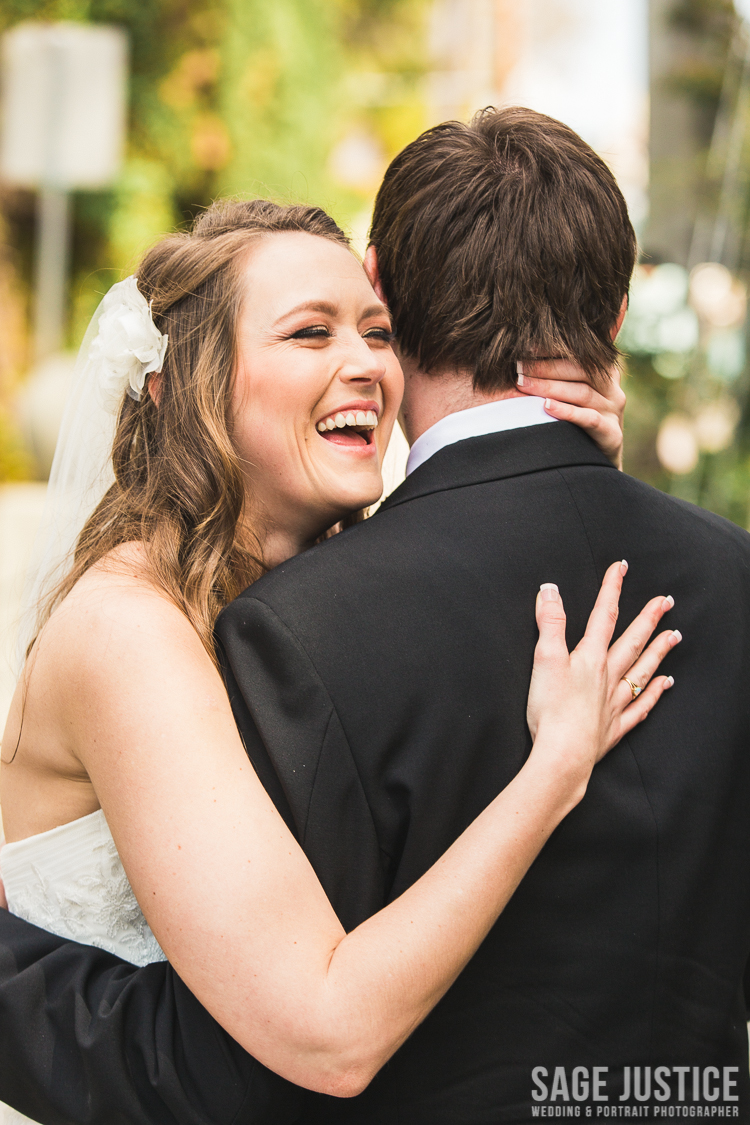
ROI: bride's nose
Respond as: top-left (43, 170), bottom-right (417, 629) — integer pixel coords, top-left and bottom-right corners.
top-left (338, 335), bottom-right (387, 386)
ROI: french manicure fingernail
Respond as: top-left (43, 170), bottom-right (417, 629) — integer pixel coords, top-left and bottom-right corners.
top-left (540, 582), bottom-right (559, 602)
top-left (671, 629), bottom-right (682, 643)
top-left (666, 675), bottom-right (675, 687)
top-left (664, 595), bottom-right (674, 610)
top-left (620, 559), bottom-right (628, 575)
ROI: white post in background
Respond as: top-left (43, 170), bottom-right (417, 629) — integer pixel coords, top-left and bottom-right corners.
top-left (0, 22), bottom-right (127, 476)
top-left (0, 22), bottom-right (128, 362)
top-left (34, 188), bottom-right (71, 362)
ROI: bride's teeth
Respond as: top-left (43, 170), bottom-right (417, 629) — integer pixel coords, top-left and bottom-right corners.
top-left (319, 409), bottom-right (379, 431)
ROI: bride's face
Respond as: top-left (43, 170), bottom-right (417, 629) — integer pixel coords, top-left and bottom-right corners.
top-left (231, 232), bottom-right (403, 559)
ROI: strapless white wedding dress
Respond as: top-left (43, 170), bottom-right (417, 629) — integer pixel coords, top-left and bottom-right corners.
top-left (0, 809), bottom-right (166, 1125)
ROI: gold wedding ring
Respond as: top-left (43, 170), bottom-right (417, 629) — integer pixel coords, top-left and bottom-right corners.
top-left (624, 677), bottom-right (642, 700)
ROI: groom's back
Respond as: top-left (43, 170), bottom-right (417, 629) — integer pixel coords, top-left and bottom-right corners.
top-left (217, 423), bottom-right (750, 1123)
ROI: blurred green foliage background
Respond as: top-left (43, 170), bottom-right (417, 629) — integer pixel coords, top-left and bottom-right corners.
top-left (3, 0), bottom-right (750, 535)
top-left (0, 0), bottom-right (428, 477)
top-left (627, 0), bottom-right (750, 527)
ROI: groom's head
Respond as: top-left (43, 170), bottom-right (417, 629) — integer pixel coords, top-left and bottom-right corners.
top-left (368, 106), bottom-right (636, 394)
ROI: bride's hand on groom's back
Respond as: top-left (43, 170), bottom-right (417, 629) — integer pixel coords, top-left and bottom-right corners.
top-left (516, 359), bottom-right (626, 469)
top-left (526, 561), bottom-right (680, 793)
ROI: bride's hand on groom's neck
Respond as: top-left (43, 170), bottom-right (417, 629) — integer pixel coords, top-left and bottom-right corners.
top-left (516, 358), bottom-right (626, 469)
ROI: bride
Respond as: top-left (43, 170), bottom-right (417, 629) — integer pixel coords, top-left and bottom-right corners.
top-left (0, 199), bottom-right (677, 1123)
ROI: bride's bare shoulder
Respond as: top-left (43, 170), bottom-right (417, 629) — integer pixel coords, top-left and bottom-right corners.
top-left (34, 543), bottom-right (205, 681)
top-left (3, 551), bottom-right (230, 841)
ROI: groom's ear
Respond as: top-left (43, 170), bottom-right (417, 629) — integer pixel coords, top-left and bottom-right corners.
top-left (611, 294), bottom-right (628, 340)
top-left (364, 244), bottom-right (387, 304)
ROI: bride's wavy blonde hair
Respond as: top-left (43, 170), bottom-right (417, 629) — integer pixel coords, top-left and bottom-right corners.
top-left (37, 199), bottom-right (357, 660)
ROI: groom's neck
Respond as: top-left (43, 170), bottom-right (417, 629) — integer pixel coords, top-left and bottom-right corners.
top-left (398, 353), bottom-right (523, 446)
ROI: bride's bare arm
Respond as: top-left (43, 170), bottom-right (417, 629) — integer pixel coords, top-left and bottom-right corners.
top-left (38, 562), bottom-right (676, 1097)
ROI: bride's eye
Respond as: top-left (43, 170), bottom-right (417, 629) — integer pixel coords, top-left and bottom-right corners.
top-left (291, 325), bottom-right (330, 340)
top-left (363, 326), bottom-right (394, 343)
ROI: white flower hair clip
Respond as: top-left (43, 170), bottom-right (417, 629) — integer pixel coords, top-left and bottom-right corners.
top-left (89, 276), bottom-right (169, 412)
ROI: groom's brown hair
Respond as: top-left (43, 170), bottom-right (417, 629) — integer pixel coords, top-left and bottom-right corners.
top-left (369, 106), bottom-right (637, 392)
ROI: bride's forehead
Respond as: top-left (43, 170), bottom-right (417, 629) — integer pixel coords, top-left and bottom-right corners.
top-left (238, 241), bottom-right (373, 320)
top-left (240, 231), bottom-right (361, 284)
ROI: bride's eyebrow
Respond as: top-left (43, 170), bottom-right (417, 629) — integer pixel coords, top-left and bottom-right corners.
top-left (361, 303), bottom-right (390, 320)
top-left (275, 300), bottom-right (339, 324)
top-left (274, 300), bottom-right (389, 325)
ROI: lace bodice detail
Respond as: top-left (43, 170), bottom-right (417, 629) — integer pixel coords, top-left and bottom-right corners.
top-left (0, 808), bottom-right (166, 968)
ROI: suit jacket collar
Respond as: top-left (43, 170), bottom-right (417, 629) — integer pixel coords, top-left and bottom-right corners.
top-left (379, 421), bottom-right (616, 513)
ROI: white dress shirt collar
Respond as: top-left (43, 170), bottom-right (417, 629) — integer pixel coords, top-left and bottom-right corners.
top-left (405, 395), bottom-right (558, 476)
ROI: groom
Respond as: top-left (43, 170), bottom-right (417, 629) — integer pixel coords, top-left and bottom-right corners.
top-left (1, 106), bottom-right (750, 1125)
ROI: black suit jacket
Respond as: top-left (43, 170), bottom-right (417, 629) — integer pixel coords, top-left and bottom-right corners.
top-left (0, 422), bottom-right (749, 1123)
top-left (216, 423), bottom-right (750, 1122)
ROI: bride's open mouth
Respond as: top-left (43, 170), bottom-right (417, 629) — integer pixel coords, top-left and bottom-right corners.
top-left (316, 406), bottom-right (379, 449)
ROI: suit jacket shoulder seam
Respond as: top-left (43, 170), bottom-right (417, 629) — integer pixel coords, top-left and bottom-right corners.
top-left (554, 467), bottom-right (600, 575)
top-left (555, 468), bottom-right (662, 1048)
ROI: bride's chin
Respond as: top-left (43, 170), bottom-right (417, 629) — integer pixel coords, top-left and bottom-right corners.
top-left (324, 477), bottom-right (384, 516)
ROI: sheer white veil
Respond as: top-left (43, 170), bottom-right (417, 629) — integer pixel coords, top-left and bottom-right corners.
top-left (15, 278), bottom-right (168, 670)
